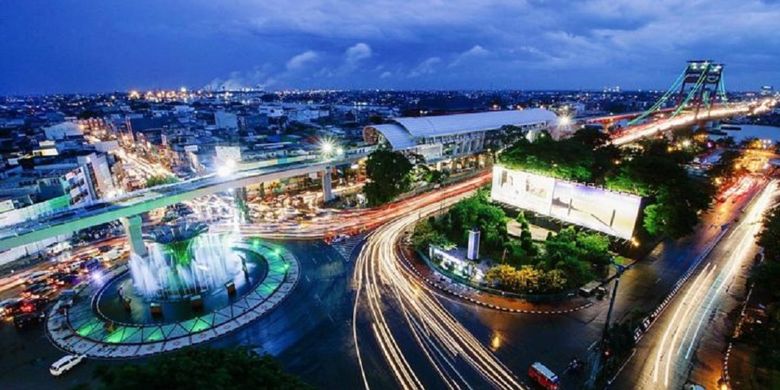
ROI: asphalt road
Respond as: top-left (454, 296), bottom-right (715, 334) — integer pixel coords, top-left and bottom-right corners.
top-left (0, 177), bottom-right (762, 389)
top-left (612, 180), bottom-right (777, 390)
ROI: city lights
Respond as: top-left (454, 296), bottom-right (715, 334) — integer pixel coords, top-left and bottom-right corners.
top-left (0, 8), bottom-right (777, 387)
top-left (217, 158), bottom-right (237, 177)
top-left (319, 138), bottom-right (342, 159)
top-left (320, 140), bottom-right (334, 155)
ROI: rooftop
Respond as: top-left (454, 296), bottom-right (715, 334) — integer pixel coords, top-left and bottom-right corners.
top-left (367, 109), bottom-right (559, 150)
top-left (393, 109), bottom-right (557, 138)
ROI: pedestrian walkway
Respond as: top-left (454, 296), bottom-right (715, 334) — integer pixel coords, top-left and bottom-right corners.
top-left (329, 234), bottom-right (365, 261)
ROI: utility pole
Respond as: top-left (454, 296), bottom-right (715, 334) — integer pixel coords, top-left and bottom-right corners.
top-left (586, 258), bottom-right (626, 389)
top-left (602, 263), bottom-right (625, 346)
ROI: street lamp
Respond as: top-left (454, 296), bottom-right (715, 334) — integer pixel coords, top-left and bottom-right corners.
top-left (587, 257), bottom-right (628, 388)
top-left (320, 140), bottom-right (334, 155)
top-left (602, 260), bottom-right (626, 345)
top-left (320, 138), bottom-right (344, 160)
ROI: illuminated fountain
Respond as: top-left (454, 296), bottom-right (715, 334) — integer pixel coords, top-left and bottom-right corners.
top-left (128, 221), bottom-right (244, 300)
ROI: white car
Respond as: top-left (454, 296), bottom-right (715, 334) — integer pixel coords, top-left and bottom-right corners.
top-left (49, 354), bottom-right (85, 376)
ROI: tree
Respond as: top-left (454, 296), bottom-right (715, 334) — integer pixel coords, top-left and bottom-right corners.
top-left (540, 226), bottom-right (606, 286)
top-left (498, 128), bottom-right (620, 183)
top-left (363, 150), bottom-right (413, 206)
top-left (411, 218), bottom-right (450, 250)
top-left (443, 193), bottom-right (508, 256)
top-left (605, 139), bottom-right (714, 238)
top-left (708, 149), bottom-right (743, 182)
top-left (515, 211), bottom-right (536, 256)
top-left (543, 269), bottom-right (567, 291)
top-left (575, 232), bottom-right (612, 267)
top-left (485, 264), bottom-right (568, 293)
top-left (485, 264), bottom-right (519, 289)
top-left (145, 175), bottom-right (179, 188)
top-left (516, 265), bottom-right (542, 291)
top-left (93, 347), bottom-right (310, 390)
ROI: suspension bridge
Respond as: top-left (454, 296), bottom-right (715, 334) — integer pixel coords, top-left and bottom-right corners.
top-left (584, 60), bottom-right (776, 145)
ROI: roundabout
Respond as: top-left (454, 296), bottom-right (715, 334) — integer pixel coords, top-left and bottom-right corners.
top-left (45, 227), bottom-right (300, 359)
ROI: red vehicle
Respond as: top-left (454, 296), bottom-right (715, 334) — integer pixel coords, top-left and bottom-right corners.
top-left (529, 362), bottom-right (559, 390)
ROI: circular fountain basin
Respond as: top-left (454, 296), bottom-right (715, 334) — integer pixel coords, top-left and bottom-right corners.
top-left (45, 240), bottom-right (299, 359)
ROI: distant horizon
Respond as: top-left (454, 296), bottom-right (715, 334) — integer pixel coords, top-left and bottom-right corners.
top-left (0, 86), bottom-right (770, 99)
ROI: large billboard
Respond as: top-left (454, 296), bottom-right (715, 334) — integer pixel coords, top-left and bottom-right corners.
top-left (491, 165), bottom-right (642, 239)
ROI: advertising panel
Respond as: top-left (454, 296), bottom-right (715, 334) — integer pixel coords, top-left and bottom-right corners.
top-left (491, 165), bottom-right (641, 239)
top-left (491, 165), bottom-right (555, 216)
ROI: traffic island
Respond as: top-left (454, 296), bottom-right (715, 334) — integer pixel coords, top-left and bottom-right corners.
top-left (397, 244), bottom-right (592, 314)
top-left (45, 241), bottom-right (299, 359)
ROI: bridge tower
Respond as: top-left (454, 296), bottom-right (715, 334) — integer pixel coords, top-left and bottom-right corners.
top-left (676, 60), bottom-right (725, 113)
top-left (628, 60), bottom-right (728, 126)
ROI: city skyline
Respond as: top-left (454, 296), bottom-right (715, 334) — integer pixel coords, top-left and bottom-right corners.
top-left (2, 0), bottom-right (779, 95)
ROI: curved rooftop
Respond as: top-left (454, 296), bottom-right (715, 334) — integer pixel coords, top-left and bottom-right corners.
top-left (393, 108), bottom-right (557, 138)
top-left (365, 108), bottom-right (558, 150)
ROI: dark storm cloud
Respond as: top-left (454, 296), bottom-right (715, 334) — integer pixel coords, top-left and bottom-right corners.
top-left (0, 0), bottom-right (778, 94)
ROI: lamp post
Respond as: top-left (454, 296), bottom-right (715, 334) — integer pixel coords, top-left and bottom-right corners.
top-left (586, 257), bottom-right (627, 389)
top-left (602, 260), bottom-right (626, 350)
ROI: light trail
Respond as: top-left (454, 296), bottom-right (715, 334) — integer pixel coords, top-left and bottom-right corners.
top-left (352, 187), bottom-right (525, 389)
top-left (221, 172), bottom-right (492, 240)
top-left (611, 103), bottom-right (758, 146)
top-left (647, 179), bottom-right (777, 389)
top-left (651, 262), bottom-right (716, 384)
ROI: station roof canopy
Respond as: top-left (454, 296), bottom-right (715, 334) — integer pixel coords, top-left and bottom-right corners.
top-left (365, 108), bottom-right (559, 151)
top-left (392, 108), bottom-right (557, 138)
top-left (369, 123), bottom-right (417, 150)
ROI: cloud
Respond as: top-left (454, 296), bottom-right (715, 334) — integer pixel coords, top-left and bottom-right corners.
top-left (2, 0), bottom-right (780, 93)
top-left (204, 65), bottom-right (276, 90)
top-left (449, 44), bottom-right (490, 67)
top-left (286, 50), bottom-right (318, 70)
top-left (345, 42), bottom-right (372, 64)
top-left (408, 57), bottom-right (441, 78)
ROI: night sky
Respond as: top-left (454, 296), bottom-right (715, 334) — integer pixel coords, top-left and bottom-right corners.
top-left (1, 0), bottom-right (778, 94)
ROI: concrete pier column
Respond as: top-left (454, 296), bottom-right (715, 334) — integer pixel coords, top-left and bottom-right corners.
top-left (234, 187), bottom-right (249, 223)
top-left (322, 167), bottom-right (334, 203)
top-left (121, 215), bottom-right (147, 257)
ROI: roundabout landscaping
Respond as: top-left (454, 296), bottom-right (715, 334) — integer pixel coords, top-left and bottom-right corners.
top-left (45, 241), bottom-right (299, 359)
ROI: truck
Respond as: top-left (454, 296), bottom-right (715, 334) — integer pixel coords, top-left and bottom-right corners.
top-left (528, 362), bottom-right (559, 390)
top-left (47, 241), bottom-right (71, 255)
